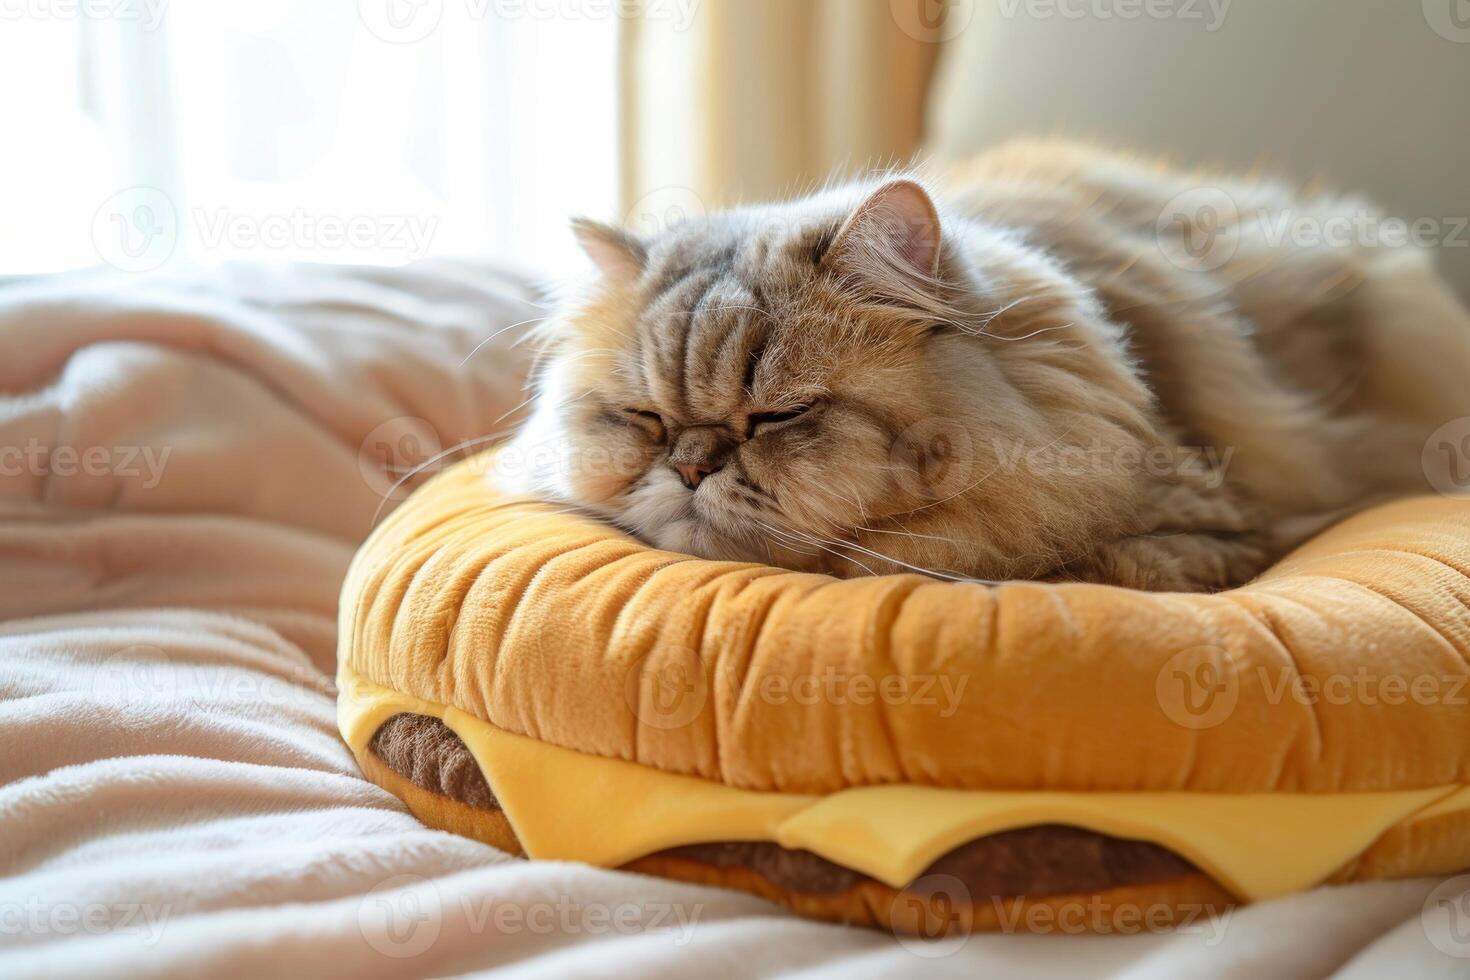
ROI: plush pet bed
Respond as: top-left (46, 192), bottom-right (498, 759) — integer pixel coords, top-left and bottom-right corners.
top-left (337, 451), bottom-right (1470, 935)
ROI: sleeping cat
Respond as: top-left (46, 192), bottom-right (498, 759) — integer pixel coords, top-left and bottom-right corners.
top-left (500, 140), bottom-right (1470, 591)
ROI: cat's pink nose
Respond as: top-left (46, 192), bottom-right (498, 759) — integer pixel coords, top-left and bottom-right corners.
top-left (673, 461), bottom-right (719, 490)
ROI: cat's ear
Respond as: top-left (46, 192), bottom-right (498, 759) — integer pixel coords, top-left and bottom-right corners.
top-left (823, 179), bottom-right (942, 280)
top-left (571, 217), bottom-right (646, 282)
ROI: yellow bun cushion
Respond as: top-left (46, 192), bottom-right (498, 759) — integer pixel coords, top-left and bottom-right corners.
top-left (338, 451), bottom-right (1470, 924)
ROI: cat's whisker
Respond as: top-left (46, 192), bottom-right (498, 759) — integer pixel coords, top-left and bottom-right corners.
top-left (747, 515), bottom-right (820, 552)
top-left (557, 386), bottom-right (602, 410)
top-left (369, 430), bottom-right (516, 526)
top-left (824, 483), bottom-right (870, 524)
top-left (971, 321), bottom-right (1076, 343)
top-left (754, 518), bottom-right (873, 574)
top-left (459, 315), bottom-right (553, 366)
top-left (750, 524), bottom-right (820, 558)
top-left (547, 348), bottom-right (607, 364)
top-left (748, 530), bottom-right (820, 560)
top-left (491, 394), bottom-right (537, 426)
top-left (895, 459), bottom-right (1005, 516)
top-left (857, 525), bottom-right (963, 545)
top-left (810, 532), bottom-right (1002, 585)
top-left (977, 293), bottom-right (1043, 323)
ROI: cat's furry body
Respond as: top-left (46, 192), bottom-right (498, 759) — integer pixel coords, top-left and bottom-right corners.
top-left (504, 141), bottom-right (1470, 590)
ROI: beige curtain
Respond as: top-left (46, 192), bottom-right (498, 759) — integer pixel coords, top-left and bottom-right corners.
top-left (618, 0), bottom-right (948, 223)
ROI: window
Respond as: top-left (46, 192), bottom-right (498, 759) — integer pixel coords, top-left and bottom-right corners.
top-left (0, 2), bottom-right (620, 274)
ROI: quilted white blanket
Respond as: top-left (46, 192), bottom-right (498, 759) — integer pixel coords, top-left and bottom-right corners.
top-left (0, 261), bottom-right (1465, 978)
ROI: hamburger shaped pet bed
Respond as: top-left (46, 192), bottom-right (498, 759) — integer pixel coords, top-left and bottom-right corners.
top-left (338, 452), bottom-right (1470, 935)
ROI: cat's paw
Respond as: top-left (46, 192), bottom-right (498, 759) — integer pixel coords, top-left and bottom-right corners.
top-left (1065, 531), bottom-right (1270, 592)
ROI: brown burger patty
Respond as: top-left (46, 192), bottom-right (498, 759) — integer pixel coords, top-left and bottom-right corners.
top-left (369, 711), bottom-right (499, 809)
top-left (661, 826), bottom-right (1193, 897)
top-left (367, 712), bottom-right (1197, 899)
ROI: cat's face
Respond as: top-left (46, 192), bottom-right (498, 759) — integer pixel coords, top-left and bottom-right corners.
top-left (506, 180), bottom-right (1151, 579)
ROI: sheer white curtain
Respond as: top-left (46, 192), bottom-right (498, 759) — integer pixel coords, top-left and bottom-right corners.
top-left (0, 1), bottom-right (619, 275)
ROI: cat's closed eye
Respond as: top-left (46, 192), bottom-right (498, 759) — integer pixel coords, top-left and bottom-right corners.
top-left (622, 407), bottom-right (666, 441)
top-left (746, 404), bottom-right (812, 437)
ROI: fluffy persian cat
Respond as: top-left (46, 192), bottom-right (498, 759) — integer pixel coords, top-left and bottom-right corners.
top-left (501, 141), bottom-right (1470, 591)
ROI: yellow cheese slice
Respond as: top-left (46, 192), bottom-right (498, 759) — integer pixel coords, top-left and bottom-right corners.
top-left (338, 666), bottom-right (1465, 900)
top-left (337, 668), bottom-right (814, 864)
top-left (1408, 784), bottom-right (1470, 824)
top-left (774, 784), bottom-right (1449, 898)
top-left (444, 706), bottom-right (817, 866)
